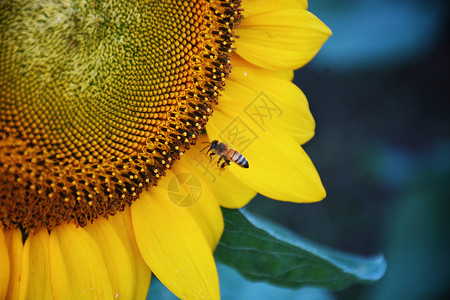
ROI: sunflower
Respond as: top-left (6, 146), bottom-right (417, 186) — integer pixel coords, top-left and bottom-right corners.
top-left (0, 0), bottom-right (330, 299)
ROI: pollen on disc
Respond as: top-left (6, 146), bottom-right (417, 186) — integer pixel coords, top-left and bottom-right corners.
top-left (0, 0), bottom-right (242, 231)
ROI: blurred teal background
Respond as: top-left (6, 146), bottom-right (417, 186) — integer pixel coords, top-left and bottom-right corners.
top-left (149, 0), bottom-right (449, 299)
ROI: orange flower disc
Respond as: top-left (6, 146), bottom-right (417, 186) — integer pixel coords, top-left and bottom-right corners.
top-left (0, 0), bottom-right (241, 231)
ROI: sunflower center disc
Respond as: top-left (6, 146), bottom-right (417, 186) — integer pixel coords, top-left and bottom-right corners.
top-left (0, 0), bottom-right (241, 231)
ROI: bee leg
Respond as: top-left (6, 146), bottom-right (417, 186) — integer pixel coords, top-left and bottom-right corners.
top-left (216, 156), bottom-right (223, 166)
top-left (209, 151), bottom-right (215, 162)
top-left (220, 158), bottom-right (231, 170)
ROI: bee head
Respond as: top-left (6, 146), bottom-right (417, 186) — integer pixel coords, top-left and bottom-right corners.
top-left (210, 140), bottom-right (219, 150)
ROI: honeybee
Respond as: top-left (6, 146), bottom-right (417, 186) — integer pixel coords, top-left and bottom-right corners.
top-left (202, 140), bottom-right (249, 169)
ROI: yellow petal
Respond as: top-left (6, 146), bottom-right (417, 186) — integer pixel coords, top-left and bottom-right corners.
top-left (4, 229), bottom-right (23, 300)
top-left (224, 64), bottom-right (315, 144)
top-left (275, 69), bottom-right (294, 81)
top-left (49, 223), bottom-right (113, 300)
top-left (19, 230), bottom-right (52, 300)
top-left (236, 9), bottom-right (331, 70)
top-left (232, 53), bottom-right (294, 81)
top-left (170, 158), bottom-right (225, 249)
top-left (206, 103), bottom-right (325, 203)
top-left (154, 158), bottom-right (224, 249)
top-left (185, 134), bottom-right (257, 208)
top-left (108, 208), bottom-right (151, 300)
top-left (85, 218), bottom-right (134, 300)
top-left (0, 229), bottom-right (10, 300)
top-left (243, 0), bottom-right (308, 16)
top-left (131, 189), bottom-right (220, 299)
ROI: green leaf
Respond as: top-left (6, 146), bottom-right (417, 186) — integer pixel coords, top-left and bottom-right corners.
top-left (215, 208), bottom-right (387, 291)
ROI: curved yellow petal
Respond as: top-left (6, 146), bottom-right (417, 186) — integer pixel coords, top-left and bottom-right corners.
top-left (199, 163), bottom-right (256, 208)
top-left (223, 65), bottom-right (315, 144)
top-left (85, 218), bottom-right (134, 300)
top-left (131, 188), bottom-right (220, 300)
top-left (49, 223), bottom-right (113, 300)
top-left (108, 208), bottom-right (151, 300)
top-left (0, 229), bottom-right (10, 300)
top-left (232, 53), bottom-right (294, 81)
top-left (19, 229), bottom-right (52, 300)
top-left (206, 102), bottom-right (325, 203)
top-left (185, 134), bottom-right (257, 208)
top-left (152, 157), bottom-right (224, 249)
top-left (236, 9), bottom-right (331, 70)
top-left (4, 229), bottom-right (23, 300)
top-left (243, 0), bottom-right (308, 16)
top-left (171, 158), bottom-right (225, 249)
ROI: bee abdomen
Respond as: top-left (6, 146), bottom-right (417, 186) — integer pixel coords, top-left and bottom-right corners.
top-left (230, 150), bottom-right (249, 168)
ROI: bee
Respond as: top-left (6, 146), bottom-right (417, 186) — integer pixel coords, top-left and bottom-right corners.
top-left (201, 140), bottom-right (249, 169)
